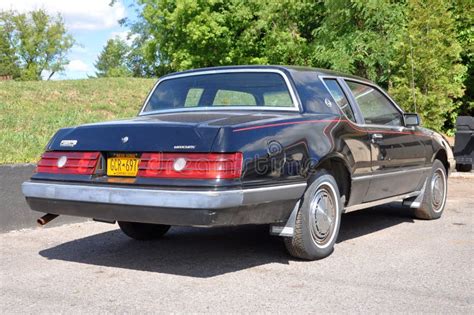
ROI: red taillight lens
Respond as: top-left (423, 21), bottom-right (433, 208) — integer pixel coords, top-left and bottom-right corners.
top-left (37, 151), bottom-right (100, 175)
top-left (138, 153), bottom-right (243, 179)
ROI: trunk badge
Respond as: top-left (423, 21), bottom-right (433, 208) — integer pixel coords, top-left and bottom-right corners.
top-left (174, 145), bottom-right (196, 149)
top-left (121, 136), bottom-right (129, 144)
top-left (60, 140), bottom-right (77, 147)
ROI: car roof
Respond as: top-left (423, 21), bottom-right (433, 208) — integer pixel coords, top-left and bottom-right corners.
top-left (160, 65), bottom-right (373, 84)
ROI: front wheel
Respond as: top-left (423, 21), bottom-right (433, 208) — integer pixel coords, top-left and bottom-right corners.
top-left (414, 160), bottom-right (448, 220)
top-left (284, 170), bottom-right (342, 260)
top-left (118, 221), bottom-right (171, 240)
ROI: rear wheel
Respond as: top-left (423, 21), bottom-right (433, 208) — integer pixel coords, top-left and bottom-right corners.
top-left (284, 170), bottom-right (342, 260)
top-left (118, 221), bottom-right (170, 240)
top-left (414, 160), bottom-right (448, 220)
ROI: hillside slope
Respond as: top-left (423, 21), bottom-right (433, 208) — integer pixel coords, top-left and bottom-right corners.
top-left (0, 78), bottom-right (156, 164)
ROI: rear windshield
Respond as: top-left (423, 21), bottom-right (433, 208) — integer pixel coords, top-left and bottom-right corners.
top-left (141, 72), bottom-right (295, 114)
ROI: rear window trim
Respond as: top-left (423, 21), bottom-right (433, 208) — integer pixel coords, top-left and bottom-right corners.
top-left (139, 69), bottom-right (301, 116)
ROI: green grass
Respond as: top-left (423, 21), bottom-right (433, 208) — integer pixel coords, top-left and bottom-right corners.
top-left (0, 78), bottom-right (155, 164)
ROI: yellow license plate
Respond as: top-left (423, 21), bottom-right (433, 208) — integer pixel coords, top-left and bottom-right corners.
top-left (107, 155), bottom-right (140, 177)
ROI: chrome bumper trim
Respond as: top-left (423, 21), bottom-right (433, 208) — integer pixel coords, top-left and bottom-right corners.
top-left (21, 181), bottom-right (307, 210)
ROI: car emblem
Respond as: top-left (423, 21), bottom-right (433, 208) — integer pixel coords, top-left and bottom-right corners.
top-left (324, 98), bottom-right (333, 107)
top-left (60, 140), bottom-right (77, 147)
top-left (121, 136), bottom-right (129, 144)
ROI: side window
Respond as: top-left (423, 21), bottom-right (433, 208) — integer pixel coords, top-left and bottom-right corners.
top-left (213, 90), bottom-right (256, 106)
top-left (346, 81), bottom-right (402, 126)
top-left (323, 79), bottom-right (356, 122)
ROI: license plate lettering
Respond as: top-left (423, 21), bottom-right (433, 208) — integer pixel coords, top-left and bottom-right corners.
top-left (107, 155), bottom-right (139, 177)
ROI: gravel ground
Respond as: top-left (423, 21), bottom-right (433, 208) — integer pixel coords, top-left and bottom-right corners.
top-left (1, 178), bottom-right (473, 313)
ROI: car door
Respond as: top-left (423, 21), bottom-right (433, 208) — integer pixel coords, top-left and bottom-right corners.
top-left (321, 77), bottom-right (372, 206)
top-left (342, 80), bottom-right (427, 202)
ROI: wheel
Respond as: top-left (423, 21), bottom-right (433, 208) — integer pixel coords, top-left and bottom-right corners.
top-left (284, 170), bottom-right (342, 260)
top-left (456, 163), bottom-right (472, 172)
top-left (414, 160), bottom-right (448, 220)
top-left (118, 221), bottom-right (171, 240)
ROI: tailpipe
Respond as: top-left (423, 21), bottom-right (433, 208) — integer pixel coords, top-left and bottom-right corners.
top-left (37, 213), bottom-right (59, 226)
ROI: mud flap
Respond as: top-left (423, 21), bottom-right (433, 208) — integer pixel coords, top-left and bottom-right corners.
top-left (402, 178), bottom-right (427, 208)
top-left (270, 200), bottom-right (300, 237)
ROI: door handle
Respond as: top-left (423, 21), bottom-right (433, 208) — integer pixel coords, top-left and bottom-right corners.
top-left (371, 133), bottom-right (384, 143)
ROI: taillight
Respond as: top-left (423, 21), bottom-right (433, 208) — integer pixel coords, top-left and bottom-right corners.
top-left (138, 153), bottom-right (243, 179)
top-left (37, 151), bottom-right (100, 175)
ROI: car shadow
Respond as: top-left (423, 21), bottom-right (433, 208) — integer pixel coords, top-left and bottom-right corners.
top-left (337, 202), bottom-right (415, 243)
top-left (39, 202), bottom-right (415, 278)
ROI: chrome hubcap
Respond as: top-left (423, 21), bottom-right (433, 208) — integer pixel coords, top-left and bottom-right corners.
top-left (431, 168), bottom-right (445, 212)
top-left (309, 185), bottom-right (336, 245)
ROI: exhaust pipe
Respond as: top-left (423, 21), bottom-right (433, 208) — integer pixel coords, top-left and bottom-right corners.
top-left (37, 213), bottom-right (59, 226)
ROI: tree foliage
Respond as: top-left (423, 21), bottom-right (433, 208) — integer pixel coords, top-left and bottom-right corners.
top-left (389, 0), bottom-right (466, 131)
top-left (130, 0), bottom-right (324, 70)
top-left (0, 9), bottom-right (74, 80)
top-left (118, 0), bottom-right (470, 132)
top-left (311, 0), bottom-right (406, 87)
top-left (451, 0), bottom-right (474, 118)
top-left (95, 38), bottom-right (132, 78)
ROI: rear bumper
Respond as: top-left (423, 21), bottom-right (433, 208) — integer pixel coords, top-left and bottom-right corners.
top-left (22, 181), bottom-right (306, 226)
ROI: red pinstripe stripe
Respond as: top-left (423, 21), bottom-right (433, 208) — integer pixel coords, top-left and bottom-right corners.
top-left (232, 119), bottom-right (341, 132)
top-left (233, 118), bottom-right (429, 138)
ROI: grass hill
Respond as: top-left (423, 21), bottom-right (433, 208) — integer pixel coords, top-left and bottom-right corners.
top-left (0, 78), bottom-right (156, 164)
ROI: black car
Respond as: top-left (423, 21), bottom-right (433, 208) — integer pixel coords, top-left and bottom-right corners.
top-left (22, 66), bottom-right (454, 260)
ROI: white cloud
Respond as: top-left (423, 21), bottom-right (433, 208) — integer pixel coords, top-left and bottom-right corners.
top-left (0, 0), bottom-right (125, 30)
top-left (66, 59), bottom-right (91, 72)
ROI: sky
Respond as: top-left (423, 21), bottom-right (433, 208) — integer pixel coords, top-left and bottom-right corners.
top-left (0, 0), bottom-right (137, 80)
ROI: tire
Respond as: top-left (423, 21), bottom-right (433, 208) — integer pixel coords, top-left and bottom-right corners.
top-left (284, 170), bottom-right (342, 260)
top-left (414, 160), bottom-right (448, 220)
top-left (456, 163), bottom-right (472, 172)
top-left (118, 221), bottom-right (171, 240)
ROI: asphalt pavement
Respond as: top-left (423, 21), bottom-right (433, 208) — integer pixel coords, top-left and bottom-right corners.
top-left (0, 178), bottom-right (472, 313)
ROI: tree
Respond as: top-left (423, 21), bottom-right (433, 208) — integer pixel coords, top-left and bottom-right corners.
top-left (311, 0), bottom-right (406, 87)
top-left (126, 28), bottom-right (170, 77)
top-left (389, 0), bottom-right (466, 132)
top-left (128, 0), bottom-right (325, 72)
top-left (121, 0), bottom-right (469, 133)
top-left (127, 0), bottom-right (405, 84)
top-left (451, 0), bottom-right (474, 117)
top-left (0, 9), bottom-right (74, 80)
top-left (0, 12), bottom-right (20, 78)
top-left (94, 38), bottom-right (131, 77)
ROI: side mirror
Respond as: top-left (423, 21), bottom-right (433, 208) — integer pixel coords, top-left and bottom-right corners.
top-left (404, 113), bottom-right (420, 127)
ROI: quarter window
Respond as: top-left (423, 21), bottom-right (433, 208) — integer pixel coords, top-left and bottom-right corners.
top-left (323, 79), bottom-right (356, 122)
top-left (346, 81), bottom-right (402, 126)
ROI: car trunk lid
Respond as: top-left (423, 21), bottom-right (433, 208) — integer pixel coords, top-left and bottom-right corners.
top-left (48, 111), bottom-right (302, 152)
top-left (49, 121), bottom-right (220, 152)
